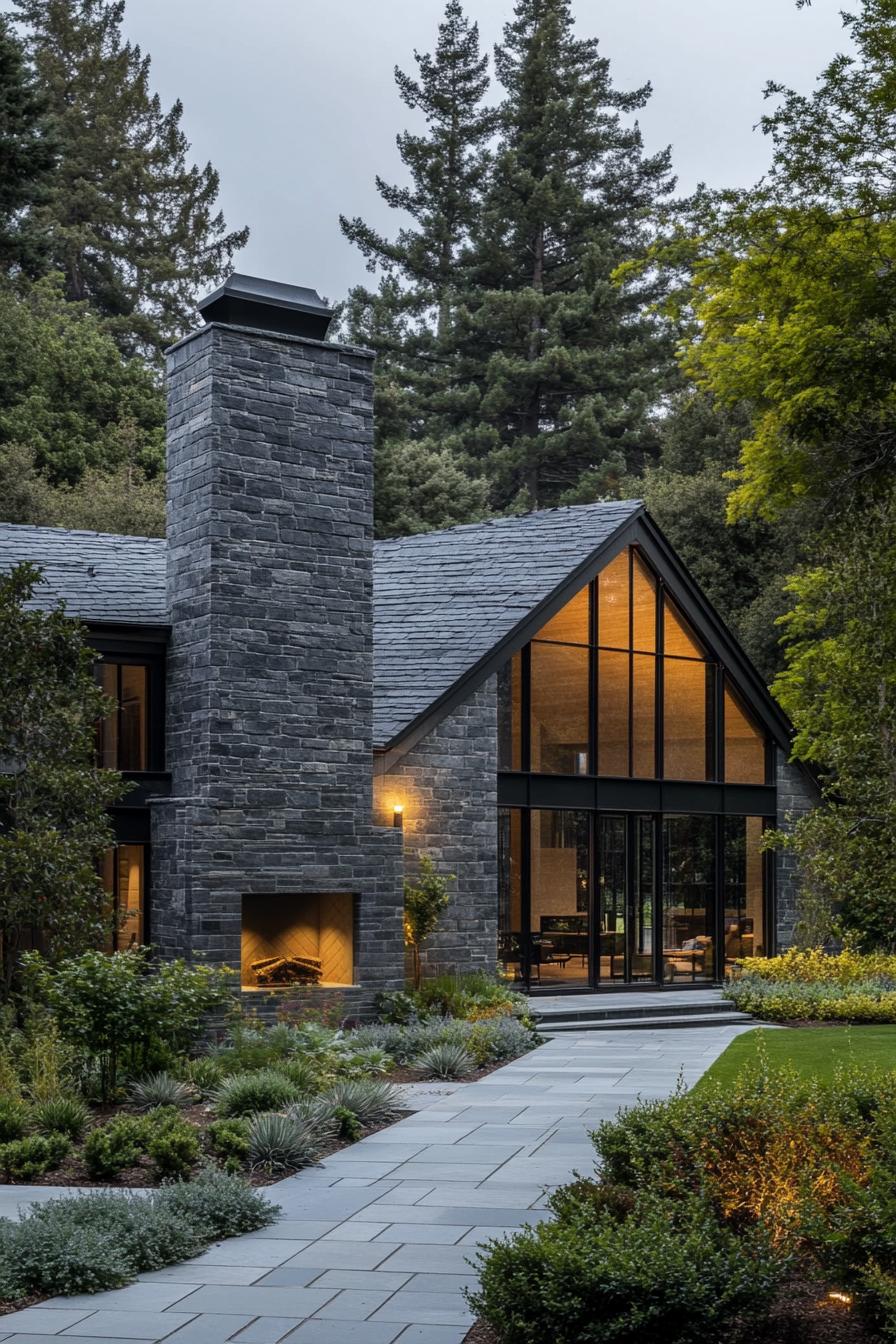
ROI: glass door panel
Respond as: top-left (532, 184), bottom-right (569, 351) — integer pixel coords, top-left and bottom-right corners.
top-left (631, 816), bottom-right (655, 980)
top-left (530, 810), bottom-right (590, 986)
top-left (597, 815), bottom-right (626, 983)
top-left (662, 815), bottom-right (716, 983)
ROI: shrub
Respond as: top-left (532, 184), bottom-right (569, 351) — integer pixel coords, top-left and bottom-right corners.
top-left (413, 1041), bottom-right (475, 1079)
top-left (32, 1096), bottom-right (89, 1141)
top-left (0, 1133), bottom-right (70, 1180)
top-left (374, 989), bottom-right (419, 1024)
top-left (277, 1055), bottom-right (323, 1093)
top-left (248, 1109), bottom-right (334, 1172)
top-left (207, 1117), bottom-right (251, 1169)
top-left (469, 1190), bottom-right (783, 1344)
top-left (0, 1095), bottom-right (30, 1142)
top-left (0, 1172), bottom-right (277, 1302)
top-left (129, 1071), bottom-right (194, 1110)
top-left (20, 948), bottom-right (233, 1100)
top-left (212, 1068), bottom-right (302, 1118)
top-left (180, 1056), bottom-right (225, 1097)
top-left (325, 1078), bottom-right (403, 1128)
top-left (144, 1114), bottom-right (200, 1179)
top-left (82, 1116), bottom-right (146, 1179)
top-left (725, 974), bottom-right (896, 1023)
top-left (157, 1166), bottom-right (279, 1240)
top-left (336, 1044), bottom-right (394, 1077)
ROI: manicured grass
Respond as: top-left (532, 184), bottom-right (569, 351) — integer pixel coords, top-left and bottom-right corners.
top-left (697, 1025), bottom-right (896, 1089)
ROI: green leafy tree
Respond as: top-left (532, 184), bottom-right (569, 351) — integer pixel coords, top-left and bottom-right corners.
top-left (12, 0), bottom-right (248, 360)
top-left (404, 855), bottom-right (453, 989)
top-left (453, 0), bottom-right (676, 510)
top-left (0, 15), bottom-right (54, 273)
top-left (660, 1), bottom-right (896, 523)
top-left (0, 274), bottom-right (164, 492)
top-left (0, 562), bottom-right (126, 997)
top-left (21, 947), bottom-right (233, 1098)
top-left (770, 492), bottom-right (896, 950)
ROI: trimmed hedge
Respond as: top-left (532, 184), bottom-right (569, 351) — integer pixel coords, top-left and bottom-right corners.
top-left (725, 949), bottom-right (896, 1022)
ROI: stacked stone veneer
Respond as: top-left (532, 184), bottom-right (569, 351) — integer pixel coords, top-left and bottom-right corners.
top-left (775, 750), bottom-right (819, 949)
top-left (150, 319), bottom-right (405, 1014)
top-left (374, 678), bottom-right (499, 977)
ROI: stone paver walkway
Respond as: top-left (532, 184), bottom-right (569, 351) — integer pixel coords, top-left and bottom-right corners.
top-left (0, 1024), bottom-right (752, 1344)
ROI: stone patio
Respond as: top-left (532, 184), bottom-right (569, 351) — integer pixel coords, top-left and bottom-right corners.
top-left (0, 1023), bottom-right (753, 1344)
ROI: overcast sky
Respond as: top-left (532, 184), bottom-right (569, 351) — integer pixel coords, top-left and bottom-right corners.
top-left (43, 1), bottom-right (861, 302)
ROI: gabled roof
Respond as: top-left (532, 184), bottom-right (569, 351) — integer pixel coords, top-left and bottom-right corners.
top-left (373, 501), bottom-right (642, 750)
top-left (0, 524), bottom-right (167, 625)
top-left (0, 501), bottom-right (792, 760)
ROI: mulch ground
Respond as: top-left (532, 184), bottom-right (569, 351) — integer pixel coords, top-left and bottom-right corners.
top-left (0, 1105), bottom-right (413, 1189)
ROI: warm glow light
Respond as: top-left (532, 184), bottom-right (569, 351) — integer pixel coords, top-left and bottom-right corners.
top-left (826, 1291), bottom-right (853, 1306)
top-left (393, 804), bottom-right (404, 829)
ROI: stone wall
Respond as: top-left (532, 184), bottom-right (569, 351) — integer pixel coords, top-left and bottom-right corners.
top-left (151, 319), bottom-right (405, 1013)
top-left (375, 678), bottom-right (499, 978)
top-left (775, 750), bottom-right (820, 949)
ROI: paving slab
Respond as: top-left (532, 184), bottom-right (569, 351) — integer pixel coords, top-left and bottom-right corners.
top-left (7, 1023), bottom-right (751, 1342)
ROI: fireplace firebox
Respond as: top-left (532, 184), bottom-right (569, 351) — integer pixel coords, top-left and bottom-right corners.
top-left (241, 893), bottom-right (355, 989)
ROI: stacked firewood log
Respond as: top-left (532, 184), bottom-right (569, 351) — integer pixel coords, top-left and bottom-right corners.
top-left (251, 954), bottom-right (323, 985)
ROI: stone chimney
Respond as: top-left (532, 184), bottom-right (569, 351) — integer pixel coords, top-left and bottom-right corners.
top-left (151, 274), bottom-right (404, 1010)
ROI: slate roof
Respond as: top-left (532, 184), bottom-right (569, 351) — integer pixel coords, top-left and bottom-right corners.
top-left (0, 524), bottom-right (167, 625)
top-left (372, 501), bottom-right (642, 747)
top-left (0, 501), bottom-right (642, 749)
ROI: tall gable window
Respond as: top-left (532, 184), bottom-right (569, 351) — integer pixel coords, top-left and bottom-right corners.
top-left (96, 662), bottom-right (149, 771)
top-left (497, 546), bottom-right (765, 783)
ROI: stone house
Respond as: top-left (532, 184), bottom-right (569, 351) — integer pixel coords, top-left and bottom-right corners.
top-left (0, 275), bottom-right (816, 1009)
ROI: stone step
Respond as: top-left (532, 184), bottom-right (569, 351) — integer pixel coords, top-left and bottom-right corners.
top-left (532, 996), bottom-right (731, 1025)
top-left (539, 1009), bottom-right (753, 1033)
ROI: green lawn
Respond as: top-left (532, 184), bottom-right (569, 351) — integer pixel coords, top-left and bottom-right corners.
top-left (697, 1025), bottom-right (896, 1088)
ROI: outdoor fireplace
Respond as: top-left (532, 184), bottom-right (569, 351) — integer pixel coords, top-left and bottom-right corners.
top-left (241, 893), bottom-right (355, 989)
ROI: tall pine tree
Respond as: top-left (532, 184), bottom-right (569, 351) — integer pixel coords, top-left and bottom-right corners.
top-left (454, 0), bottom-right (676, 509)
top-left (0, 15), bottom-right (54, 273)
top-left (13, 0), bottom-right (248, 360)
top-left (340, 0), bottom-right (494, 536)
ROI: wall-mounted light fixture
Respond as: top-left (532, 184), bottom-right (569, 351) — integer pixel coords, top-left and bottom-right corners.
top-left (393, 804), bottom-right (404, 830)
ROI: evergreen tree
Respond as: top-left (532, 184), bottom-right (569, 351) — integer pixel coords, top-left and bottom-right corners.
top-left (0, 15), bottom-right (54, 273)
top-left (340, 0), bottom-right (494, 332)
top-left (13, 0), bottom-right (248, 360)
top-left (454, 0), bottom-right (676, 509)
top-left (340, 1), bottom-right (495, 536)
top-left (0, 274), bottom-right (164, 491)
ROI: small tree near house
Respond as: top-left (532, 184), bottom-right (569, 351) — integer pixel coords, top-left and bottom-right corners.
top-left (404, 855), bottom-right (453, 989)
top-left (0, 562), bottom-right (127, 997)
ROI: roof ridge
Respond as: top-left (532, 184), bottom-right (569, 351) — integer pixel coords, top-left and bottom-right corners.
top-left (374, 499), bottom-right (643, 548)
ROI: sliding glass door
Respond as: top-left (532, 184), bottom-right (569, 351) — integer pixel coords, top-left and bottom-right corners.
top-left (497, 807), bottom-right (770, 990)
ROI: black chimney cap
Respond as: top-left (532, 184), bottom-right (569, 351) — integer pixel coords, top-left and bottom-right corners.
top-left (198, 273), bottom-right (334, 341)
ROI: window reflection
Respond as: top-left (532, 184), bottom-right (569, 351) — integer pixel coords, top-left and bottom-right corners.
top-left (96, 663), bottom-right (149, 771)
top-left (598, 551), bottom-right (629, 648)
top-left (662, 815), bottom-right (715, 982)
top-left (101, 844), bottom-right (145, 951)
top-left (537, 586), bottom-right (590, 645)
top-left (530, 810), bottom-right (590, 986)
top-left (724, 816), bottom-right (766, 968)
top-left (498, 808), bottom-right (523, 981)
top-left (597, 649), bottom-right (628, 776)
top-left (724, 686), bottom-right (767, 784)
top-left (530, 642), bottom-right (589, 774)
top-left (497, 654), bottom-right (523, 770)
top-left (664, 659), bottom-right (714, 781)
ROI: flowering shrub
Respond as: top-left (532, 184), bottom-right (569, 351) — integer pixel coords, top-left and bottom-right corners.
top-left (725, 949), bottom-right (896, 1021)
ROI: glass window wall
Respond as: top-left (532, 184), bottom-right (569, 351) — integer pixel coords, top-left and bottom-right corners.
top-left (723, 816), bottom-right (767, 969)
top-left (662, 815), bottom-right (715, 983)
top-left (494, 546), bottom-right (766, 785)
top-left (101, 844), bottom-right (145, 951)
top-left (530, 642), bottom-right (589, 774)
top-left (96, 662), bottom-right (149, 771)
top-left (530, 810), bottom-right (590, 986)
